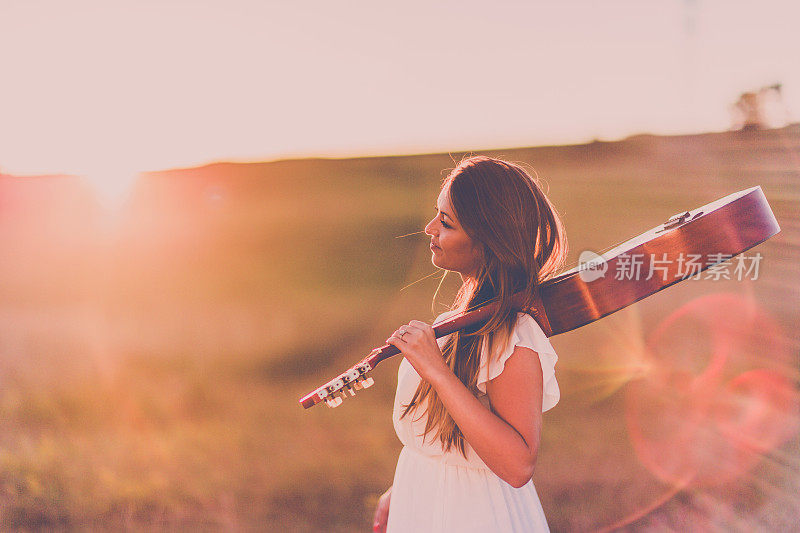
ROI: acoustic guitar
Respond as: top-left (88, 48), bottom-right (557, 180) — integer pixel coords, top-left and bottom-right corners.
top-left (300, 186), bottom-right (780, 409)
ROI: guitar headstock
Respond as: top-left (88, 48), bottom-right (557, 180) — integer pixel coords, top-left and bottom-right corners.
top-left (300, 356), bottom-right (376, 409)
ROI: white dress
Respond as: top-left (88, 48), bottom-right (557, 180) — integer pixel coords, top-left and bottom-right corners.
top-left (386, 310), bottom-right (560, 533)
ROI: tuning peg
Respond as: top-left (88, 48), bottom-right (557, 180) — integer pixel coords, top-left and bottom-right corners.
top-left (351, 380), bottom-right (363, 391)
top-left (346, 387), bottom-right (356, 397)
top-left (361, 377), bottom-right (375, 388)
top-left (325, 396), bottom-right (343, 408)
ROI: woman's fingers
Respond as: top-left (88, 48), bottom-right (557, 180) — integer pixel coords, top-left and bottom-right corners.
top-left (386, 330), bottom-right (405, 343)
top-left (386, 323), bottom-right (436, 354)
top-left (408, 320), bottom-right (432, 332)
top-left (387, 324), bottom-right (414, 343)
top-left (386, 321), bottom-right (446, 382)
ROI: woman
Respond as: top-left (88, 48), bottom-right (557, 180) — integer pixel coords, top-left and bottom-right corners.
top-left (372, 156), bottom-right (568, 532)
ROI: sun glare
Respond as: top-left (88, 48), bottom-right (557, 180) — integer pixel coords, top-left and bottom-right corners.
top-left (80, 168), bottom-right (141, 212)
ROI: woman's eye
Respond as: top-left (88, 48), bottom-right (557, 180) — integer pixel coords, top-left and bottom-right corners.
top-left (440, 219), bottom-right (452, 229)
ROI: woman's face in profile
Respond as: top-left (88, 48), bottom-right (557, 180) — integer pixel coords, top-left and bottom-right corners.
top-left (425, 184), bottom-right (483, 279)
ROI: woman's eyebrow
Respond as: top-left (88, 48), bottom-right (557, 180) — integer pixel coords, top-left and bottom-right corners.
top-left (435, 205), bottom-right (454, 221)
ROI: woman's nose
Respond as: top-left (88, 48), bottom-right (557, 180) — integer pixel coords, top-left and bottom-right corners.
top-left (424, 218), bottom-right (437, 236)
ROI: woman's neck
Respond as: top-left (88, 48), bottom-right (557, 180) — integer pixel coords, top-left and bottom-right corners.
top-left (459, 269), bottom-right (480, 284)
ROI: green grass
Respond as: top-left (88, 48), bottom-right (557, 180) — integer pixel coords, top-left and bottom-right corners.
top-left (0, 126), bottom-right (798, 530)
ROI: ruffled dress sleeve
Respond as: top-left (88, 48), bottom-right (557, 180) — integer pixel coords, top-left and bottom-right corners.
top-left (476, 312), bottom-right (560, 412)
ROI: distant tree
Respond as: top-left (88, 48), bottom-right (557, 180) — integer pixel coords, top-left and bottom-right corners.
top-left (731, 83), bottom-right (784, 131)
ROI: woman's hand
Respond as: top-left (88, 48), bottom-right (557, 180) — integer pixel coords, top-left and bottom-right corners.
top-left (372, 486), bottom-right (391, 532)
top-left (389, 321), bottom-right (545, 488)
top-left (386, 320), bottom-right (450, 383)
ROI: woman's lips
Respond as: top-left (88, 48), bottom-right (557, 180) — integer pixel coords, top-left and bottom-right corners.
top-left (430, 243), bottom-right (440, 251)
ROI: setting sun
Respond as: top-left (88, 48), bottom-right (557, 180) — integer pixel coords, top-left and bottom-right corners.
top-left (79, 166), bottom-right (140, 211)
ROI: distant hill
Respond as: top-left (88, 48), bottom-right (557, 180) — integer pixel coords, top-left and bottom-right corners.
top-left (0, 125), bottom-right (797, 358)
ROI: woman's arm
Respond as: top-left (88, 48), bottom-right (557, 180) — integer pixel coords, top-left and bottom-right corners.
top-left (387, 321), bottom-right (544, 488)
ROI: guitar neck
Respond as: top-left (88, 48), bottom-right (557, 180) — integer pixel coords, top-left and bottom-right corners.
top-left (299, 293), bottom-right (550, 409)
top-left (365, 292), bottom-right (551, 369)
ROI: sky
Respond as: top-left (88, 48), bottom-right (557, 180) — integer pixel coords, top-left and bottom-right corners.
top-left (1, 0), bottom-right (798, 179)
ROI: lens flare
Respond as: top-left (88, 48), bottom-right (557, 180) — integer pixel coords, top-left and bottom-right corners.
top-left (625, 292), bottom-right (798, 487)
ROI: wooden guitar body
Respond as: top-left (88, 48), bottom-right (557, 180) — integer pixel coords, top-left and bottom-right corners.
top-left (540, 185), bottom-right (779, 335)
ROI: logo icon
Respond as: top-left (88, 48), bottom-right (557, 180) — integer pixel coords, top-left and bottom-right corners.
top-left (578, 250), bottom-right (608, 282)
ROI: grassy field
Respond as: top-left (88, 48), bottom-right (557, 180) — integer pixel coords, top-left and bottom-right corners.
top-left (0, 126), bottom-right (798, 530)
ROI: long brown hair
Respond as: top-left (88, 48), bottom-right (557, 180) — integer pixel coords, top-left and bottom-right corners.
top-left (401, 155), bottom-right (568, 455)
